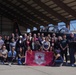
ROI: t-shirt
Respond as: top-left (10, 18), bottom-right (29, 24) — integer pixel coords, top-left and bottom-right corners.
top-left (10, 42), bottom-right (16, 50)
top-left (0, 49), bottom-right (8, 56)
top-left (68, 37), bottom-right (76, 48)
top-left (60, 39), bottom-right (68, 48)
top-left (8, 50), bottom-right (16, 57)
top-left (43, 41), bottom-right (50, 49)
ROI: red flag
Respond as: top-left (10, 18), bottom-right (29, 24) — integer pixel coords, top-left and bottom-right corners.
top-left (25, 51), bottom-right (54, 66)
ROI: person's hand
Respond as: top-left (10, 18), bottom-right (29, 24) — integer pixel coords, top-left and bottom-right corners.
top-left (57, 54), bottom-right (60, 57)
top-left (63, 48), bottom-right (65, 50)
top-left (74, 41), bottom-right (76, 42)
top-left (3, 56), bottom-right (7, 58)
top-left (0, 53), bottom-right (2, 56)
top-left (61, 48), bottom-right (64, 50)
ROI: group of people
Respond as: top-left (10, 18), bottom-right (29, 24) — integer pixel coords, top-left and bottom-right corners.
top-left (0, 32), bottom-right (76, 66)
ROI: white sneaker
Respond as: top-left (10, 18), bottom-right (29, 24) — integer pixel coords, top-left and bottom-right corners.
top-left (72, 64), bottom-right (75, 67)
top-left (60, 63), bottom-right (63, 66)
top-left (9, 63), bottom-right (11, 67)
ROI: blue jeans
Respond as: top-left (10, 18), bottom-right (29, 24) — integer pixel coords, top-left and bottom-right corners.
top-left (54, 56), bottom-right (63, 65)
top-left (18, 58), bottom-right (25, 65)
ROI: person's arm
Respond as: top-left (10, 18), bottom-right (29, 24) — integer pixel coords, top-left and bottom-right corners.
top-left (13, 51), bottom-right (17, 58)
top-left (0, 52), bottom-right (2, 56)
top-left (63, 44), bottom-right (68, 50)
top-left (9, 43), bottom-right (12, 51)
top-left (2, 51), bottom-right (8, 58)
top-left (19, 53), bottom-right (25, 58)
top-left (42, 43), bottom-right (45, 50)
top-left (60, 44), bottom-right (63, 50)
top-left (46, 42), bottom-right (50, 50)
top-left (18, 54), bottom-right (21, 58)
top-left (55, 54), bottom-right (60, 60)
top-left (3, 54), bottom-right (7, 58)
top-left (21, 55), bottom-right (25, 58)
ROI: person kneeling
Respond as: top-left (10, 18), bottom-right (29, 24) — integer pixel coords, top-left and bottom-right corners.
top-left (8, 47), bottom-right (16, 65)
top-left (0, 45), bottom-right (8, 64)
top-left (53, 51), bottom-right (63, 66)
top-left (18, 47), bottom-right (25, 65)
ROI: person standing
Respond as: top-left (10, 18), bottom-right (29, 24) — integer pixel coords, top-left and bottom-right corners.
top-left (4, 36), bottom-right (10, 51)
top-left (0, 35), bottom-right (4, 50)
top-left (68, 33), bottom-right (76, 66)
top-left (43, 37), bottom-right (50, 52)
top-left (60, 34), bottom-right (68, 64)
top-left (16, 35), bottom-right (23, 55)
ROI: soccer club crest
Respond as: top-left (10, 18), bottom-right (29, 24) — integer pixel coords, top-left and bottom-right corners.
top-left (34, 52), bottom-right (45, 65)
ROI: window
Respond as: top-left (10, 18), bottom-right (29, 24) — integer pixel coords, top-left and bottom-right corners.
top-left (58, 22), bottom-right (66, 30)
top-left (48, 24), bottom-right (54, 32)
top-left (27, 28), bottom-right (31, 33)
top-left (33, 27), bottom-right (37, 31)
top-left (70, 20), bottom-right (76, 31)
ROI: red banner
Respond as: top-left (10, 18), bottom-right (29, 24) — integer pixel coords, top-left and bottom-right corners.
top-left (25, 51), bottom-right (54, 66)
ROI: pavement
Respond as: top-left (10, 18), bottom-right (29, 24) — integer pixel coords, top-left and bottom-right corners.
top-left (0, 65), bottom-right (76, 75)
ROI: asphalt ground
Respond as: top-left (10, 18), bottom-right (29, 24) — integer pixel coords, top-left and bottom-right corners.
top-left (0, 65), bottom-right (76, 75)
